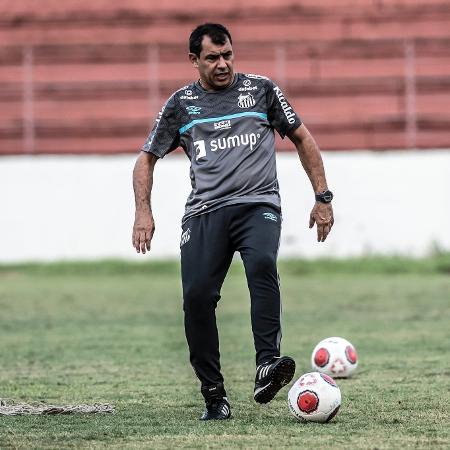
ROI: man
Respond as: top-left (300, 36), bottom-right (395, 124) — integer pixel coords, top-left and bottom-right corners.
top-left (132, 23), bottom-right (334, 420)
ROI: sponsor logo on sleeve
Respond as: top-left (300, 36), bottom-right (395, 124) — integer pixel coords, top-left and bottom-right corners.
top-left (273, 86), bottom-right (296, 124)
top-left (147, 101), bottom-right (168, 146)
top-left (155, 103), bottom-right (166, 124)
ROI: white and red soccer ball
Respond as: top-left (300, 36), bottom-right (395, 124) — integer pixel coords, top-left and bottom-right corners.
top-left (311, 337), bottom-right (358, 378)
top-left (288, 372), bottom-right (341, 423)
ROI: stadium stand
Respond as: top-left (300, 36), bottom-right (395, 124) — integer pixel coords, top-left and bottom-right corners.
top-left (1, 0), bottom-right (449, 154)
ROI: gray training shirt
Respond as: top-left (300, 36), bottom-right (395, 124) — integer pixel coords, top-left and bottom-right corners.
top-left (142, 73), bottom-right (302, 224)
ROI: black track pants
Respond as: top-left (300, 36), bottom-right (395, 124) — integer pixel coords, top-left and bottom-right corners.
top-left (180, 203), bottom-right (282, 388)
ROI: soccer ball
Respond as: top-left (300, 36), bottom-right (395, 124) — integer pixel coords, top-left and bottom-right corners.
top-left (288, 372), bottom-right (341, 423)
top-left (311, 337), bottom-right (358, 378)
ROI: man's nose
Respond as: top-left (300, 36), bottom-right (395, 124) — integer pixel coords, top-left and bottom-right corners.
top-left (217, 56), bottom-right (227, 69)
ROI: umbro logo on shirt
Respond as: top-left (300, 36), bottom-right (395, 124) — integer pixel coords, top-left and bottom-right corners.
top-left (186, 106), bottom-right (202, 115)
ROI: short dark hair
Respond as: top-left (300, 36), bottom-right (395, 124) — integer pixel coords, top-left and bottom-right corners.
top-left (189, 23), bottom-right (232, 57)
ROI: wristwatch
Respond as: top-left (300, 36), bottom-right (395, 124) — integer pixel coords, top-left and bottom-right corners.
top-left (315, 190), bottom-right (333, 203)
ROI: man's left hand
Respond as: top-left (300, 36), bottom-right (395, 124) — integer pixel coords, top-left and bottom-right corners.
top-left (309, 202), bottom-right (334, 242)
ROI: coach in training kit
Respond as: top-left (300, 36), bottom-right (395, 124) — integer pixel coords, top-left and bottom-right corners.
top-left (132, 23), bottom-right (334, 420)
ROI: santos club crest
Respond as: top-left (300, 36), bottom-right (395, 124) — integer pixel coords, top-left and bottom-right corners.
top-left (238, 93), bottom-right (256, 108)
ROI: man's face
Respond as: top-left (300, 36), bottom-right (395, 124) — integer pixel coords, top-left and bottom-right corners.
top-left (189, 35), bottom-right (234, 91)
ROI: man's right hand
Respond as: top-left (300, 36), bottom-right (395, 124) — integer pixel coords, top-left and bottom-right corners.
top-left (132, 211), bottom-right (155, 254)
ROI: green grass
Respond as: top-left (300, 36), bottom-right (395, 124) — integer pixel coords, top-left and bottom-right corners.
top-left (0, 258), bottom-right (449, 449)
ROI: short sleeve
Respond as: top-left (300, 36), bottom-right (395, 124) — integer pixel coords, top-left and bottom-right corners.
top-left (265, 79), bottom-right (302, 138)
top-left (142, 94), bottom-right (181, 158)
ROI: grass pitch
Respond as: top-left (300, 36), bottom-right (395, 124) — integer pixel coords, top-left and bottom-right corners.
top-left (0, 257), bottom-right (449, 449)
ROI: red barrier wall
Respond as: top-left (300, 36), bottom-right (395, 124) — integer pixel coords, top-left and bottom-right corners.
top-left (1, 0), bottom-right (449, 154)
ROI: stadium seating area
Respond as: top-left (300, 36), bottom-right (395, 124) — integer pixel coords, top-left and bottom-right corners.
top-left (1, 0), bottom-right (450, 154)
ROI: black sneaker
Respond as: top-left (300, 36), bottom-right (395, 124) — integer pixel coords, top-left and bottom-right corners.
top-left (254, 356), bottom-right (296, 404)
top-left (200, 383), bottom-right (231, 420)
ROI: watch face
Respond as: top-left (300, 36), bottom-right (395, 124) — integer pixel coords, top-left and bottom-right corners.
top-left (316, 190), bottom-right (333, 203)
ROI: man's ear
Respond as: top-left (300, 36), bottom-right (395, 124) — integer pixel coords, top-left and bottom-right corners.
top-left (188, 53), bottom-right (199, 68)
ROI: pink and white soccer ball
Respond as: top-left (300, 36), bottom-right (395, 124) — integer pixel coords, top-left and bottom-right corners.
top-left (311, 337), bottom-right (358, 378)
top-left (288, 372), bottom-right (341, 423)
